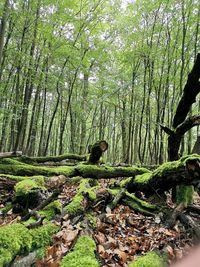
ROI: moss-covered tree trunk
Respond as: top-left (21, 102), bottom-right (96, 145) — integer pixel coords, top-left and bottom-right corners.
top-left (161, 53), bottom-right (200, 204)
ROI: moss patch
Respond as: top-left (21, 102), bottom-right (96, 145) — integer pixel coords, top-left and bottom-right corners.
top-left (176, 185), bottom-right (194, 205)
top-left (85, 212), bottom-right (97, 228)
top-left (64, 179), bottom-right (99, 215)
top-left (0, 162), bottom-right (76, 177)
top-left (76, 164), bottom-right (150, 179)
top-left (128, 252), bottom-right (165, 267)
top-left (123, 192), bottom-right (157, 215)
top-left (0, 223), bottom-right (58, 266)
top-left (133, 154), bottom-right (200, 188)
top-left (61, 236), bottom-right (99, 267)
top-left (15, 179), bottom-right (45, 196)
top-left (134, 172), bottom-right (153, 184)
top-left (0, 158), bottom-right (27, 165)
top-left (0, 203), bottom-right (12, 215)
top-left (39, 200), bottom-right (62, 220)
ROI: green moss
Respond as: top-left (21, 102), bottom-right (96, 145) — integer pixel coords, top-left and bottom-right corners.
top-left (128, 252), bottom-right (165, 267)
top-left (0, 223), bottom-right (31, 266)
top-left (153, 160), bottom-right (181, 177)
top-left (86, 212), bottom-right (97, 228)
top-left (107, 188), bottom-right (121, 196)
top-left (176, 185), bottom-right (194, 205)
top-left (134, 172), bottom-right (153, 184)
top-left (64, 194), bottom-right (84, 215)
top-left (77, 164), bottom-right (150, 179)
top-left (180, 154), bottom-right (200, 163)
top-left (0, 162), bottom-right (76, 177)
top-left (123, 192), bottom-right (157, 215)
top-left (0, 222), bottom-right (58, 266)
top-left (0, 174), bottom-right (45, 185)
top-left (120, 177), bottom-right (133, 188)
top-left (80, 179), bottom-right (98, 200)
top-left (0, 203), bottom-right (12, 215)
top-left (134, 154), bottom-right (200, 187)
top-left (0, 173), bottom-right (26, 182)
top-left (0, 158), bottom-right (27, 165)
top-left (152, 154), bottom-right (200, 179)
top-left (126, 192), bottom-right (156, 210)
top-left (39, 200), bottom-right (62, 220)
top-left (64, 179), bottom-right (99, 215)
top-left (29, 223), bottom-right (58, 249)
top-left (15, 179), bottom-right (45, 196)
top-left (61, 236), bottom-right (99, 267)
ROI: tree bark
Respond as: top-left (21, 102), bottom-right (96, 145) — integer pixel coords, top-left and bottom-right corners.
top-left (0, 0), bottom-right (9, 68)
top-left (88, 140), bottom-right (108, 164)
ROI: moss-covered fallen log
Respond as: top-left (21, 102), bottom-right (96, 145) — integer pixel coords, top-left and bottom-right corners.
top-left (75, 164), bottom-right (150, 179)
top-left (19, 153), bottom-right (87, 164)
top-left (61, 236), bottom-right (99, 267)
top-left (1, 155), bottom-right (200, 196)
top-left (0, 160), bottom-right (76, 177)
top-left (0, 159), bottom-right (149, 178)
top-left (123, 155), bottom-right (200, 196)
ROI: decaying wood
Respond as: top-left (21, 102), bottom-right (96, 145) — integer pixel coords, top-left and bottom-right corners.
top-left (178, 213), bottom-right (200, 240)
top-left (187, 204), bottom-right (200, 215)
top-left (21, 153), bottom-right (87, 164)
top-left (165, 203), bottom-right (186, 228)
top-left (0, 151), bottom-right (22, 158)
top-left (127, 158), bottom-right (200, 196)
top-left (26, 211), bottom-right (45, 229)
top-left (11, 251), bottom-right (38, 267)
top-left (108, 188), bottom-right (126, 210)
top-left (88, 140), bottom-right (108, 164)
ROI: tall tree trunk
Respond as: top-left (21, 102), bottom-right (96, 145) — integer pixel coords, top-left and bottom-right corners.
top-left (0, 0), bottom-right (9, 69)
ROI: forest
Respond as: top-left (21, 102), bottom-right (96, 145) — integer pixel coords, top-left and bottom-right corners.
top-left (0, 0), bottom-right (200, 266)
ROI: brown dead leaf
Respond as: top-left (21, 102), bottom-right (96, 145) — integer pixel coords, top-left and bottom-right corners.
top-left (166, 245), bottom-right (175, 258)
top-left (65, 229), bottom-right (79, 243)
top-left (98, 244), bottom-right (106, 256)
top-left (95, 232), bottom-right (106, 244)
top-left (113, 249), bottom-right (127, 263)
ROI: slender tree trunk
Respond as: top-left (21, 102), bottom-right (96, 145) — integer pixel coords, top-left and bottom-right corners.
top-left (0, 0), bottom-right (9, 70)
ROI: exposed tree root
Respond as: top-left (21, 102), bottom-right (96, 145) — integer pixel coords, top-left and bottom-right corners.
top-left (178, 213), bottom-right (200, 241)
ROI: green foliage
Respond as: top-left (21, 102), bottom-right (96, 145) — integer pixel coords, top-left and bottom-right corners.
top-left (0, 0), bottom-right (200, 165)
top-left (61, 236), bottom-right (99, 267)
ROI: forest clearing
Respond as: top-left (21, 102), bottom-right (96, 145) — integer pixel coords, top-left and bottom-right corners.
top-left (0, 0), bottom-right (200, 266)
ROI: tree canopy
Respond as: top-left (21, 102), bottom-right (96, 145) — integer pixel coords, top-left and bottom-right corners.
top-left (0, 0), bottom-right (199, 164)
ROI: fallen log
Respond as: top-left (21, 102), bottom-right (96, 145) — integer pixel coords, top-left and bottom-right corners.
top-left (1, 155), bottom-right (200, 196)
top-left (20, 153), bottom-right (87, 164)
top-left (0, 151), bottom-right (22, 158)
top-left (123, 155), bottom-right (200, 196)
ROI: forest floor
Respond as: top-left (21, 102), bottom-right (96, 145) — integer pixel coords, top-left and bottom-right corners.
top-left (1, 174), bottom-right (199, 267)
